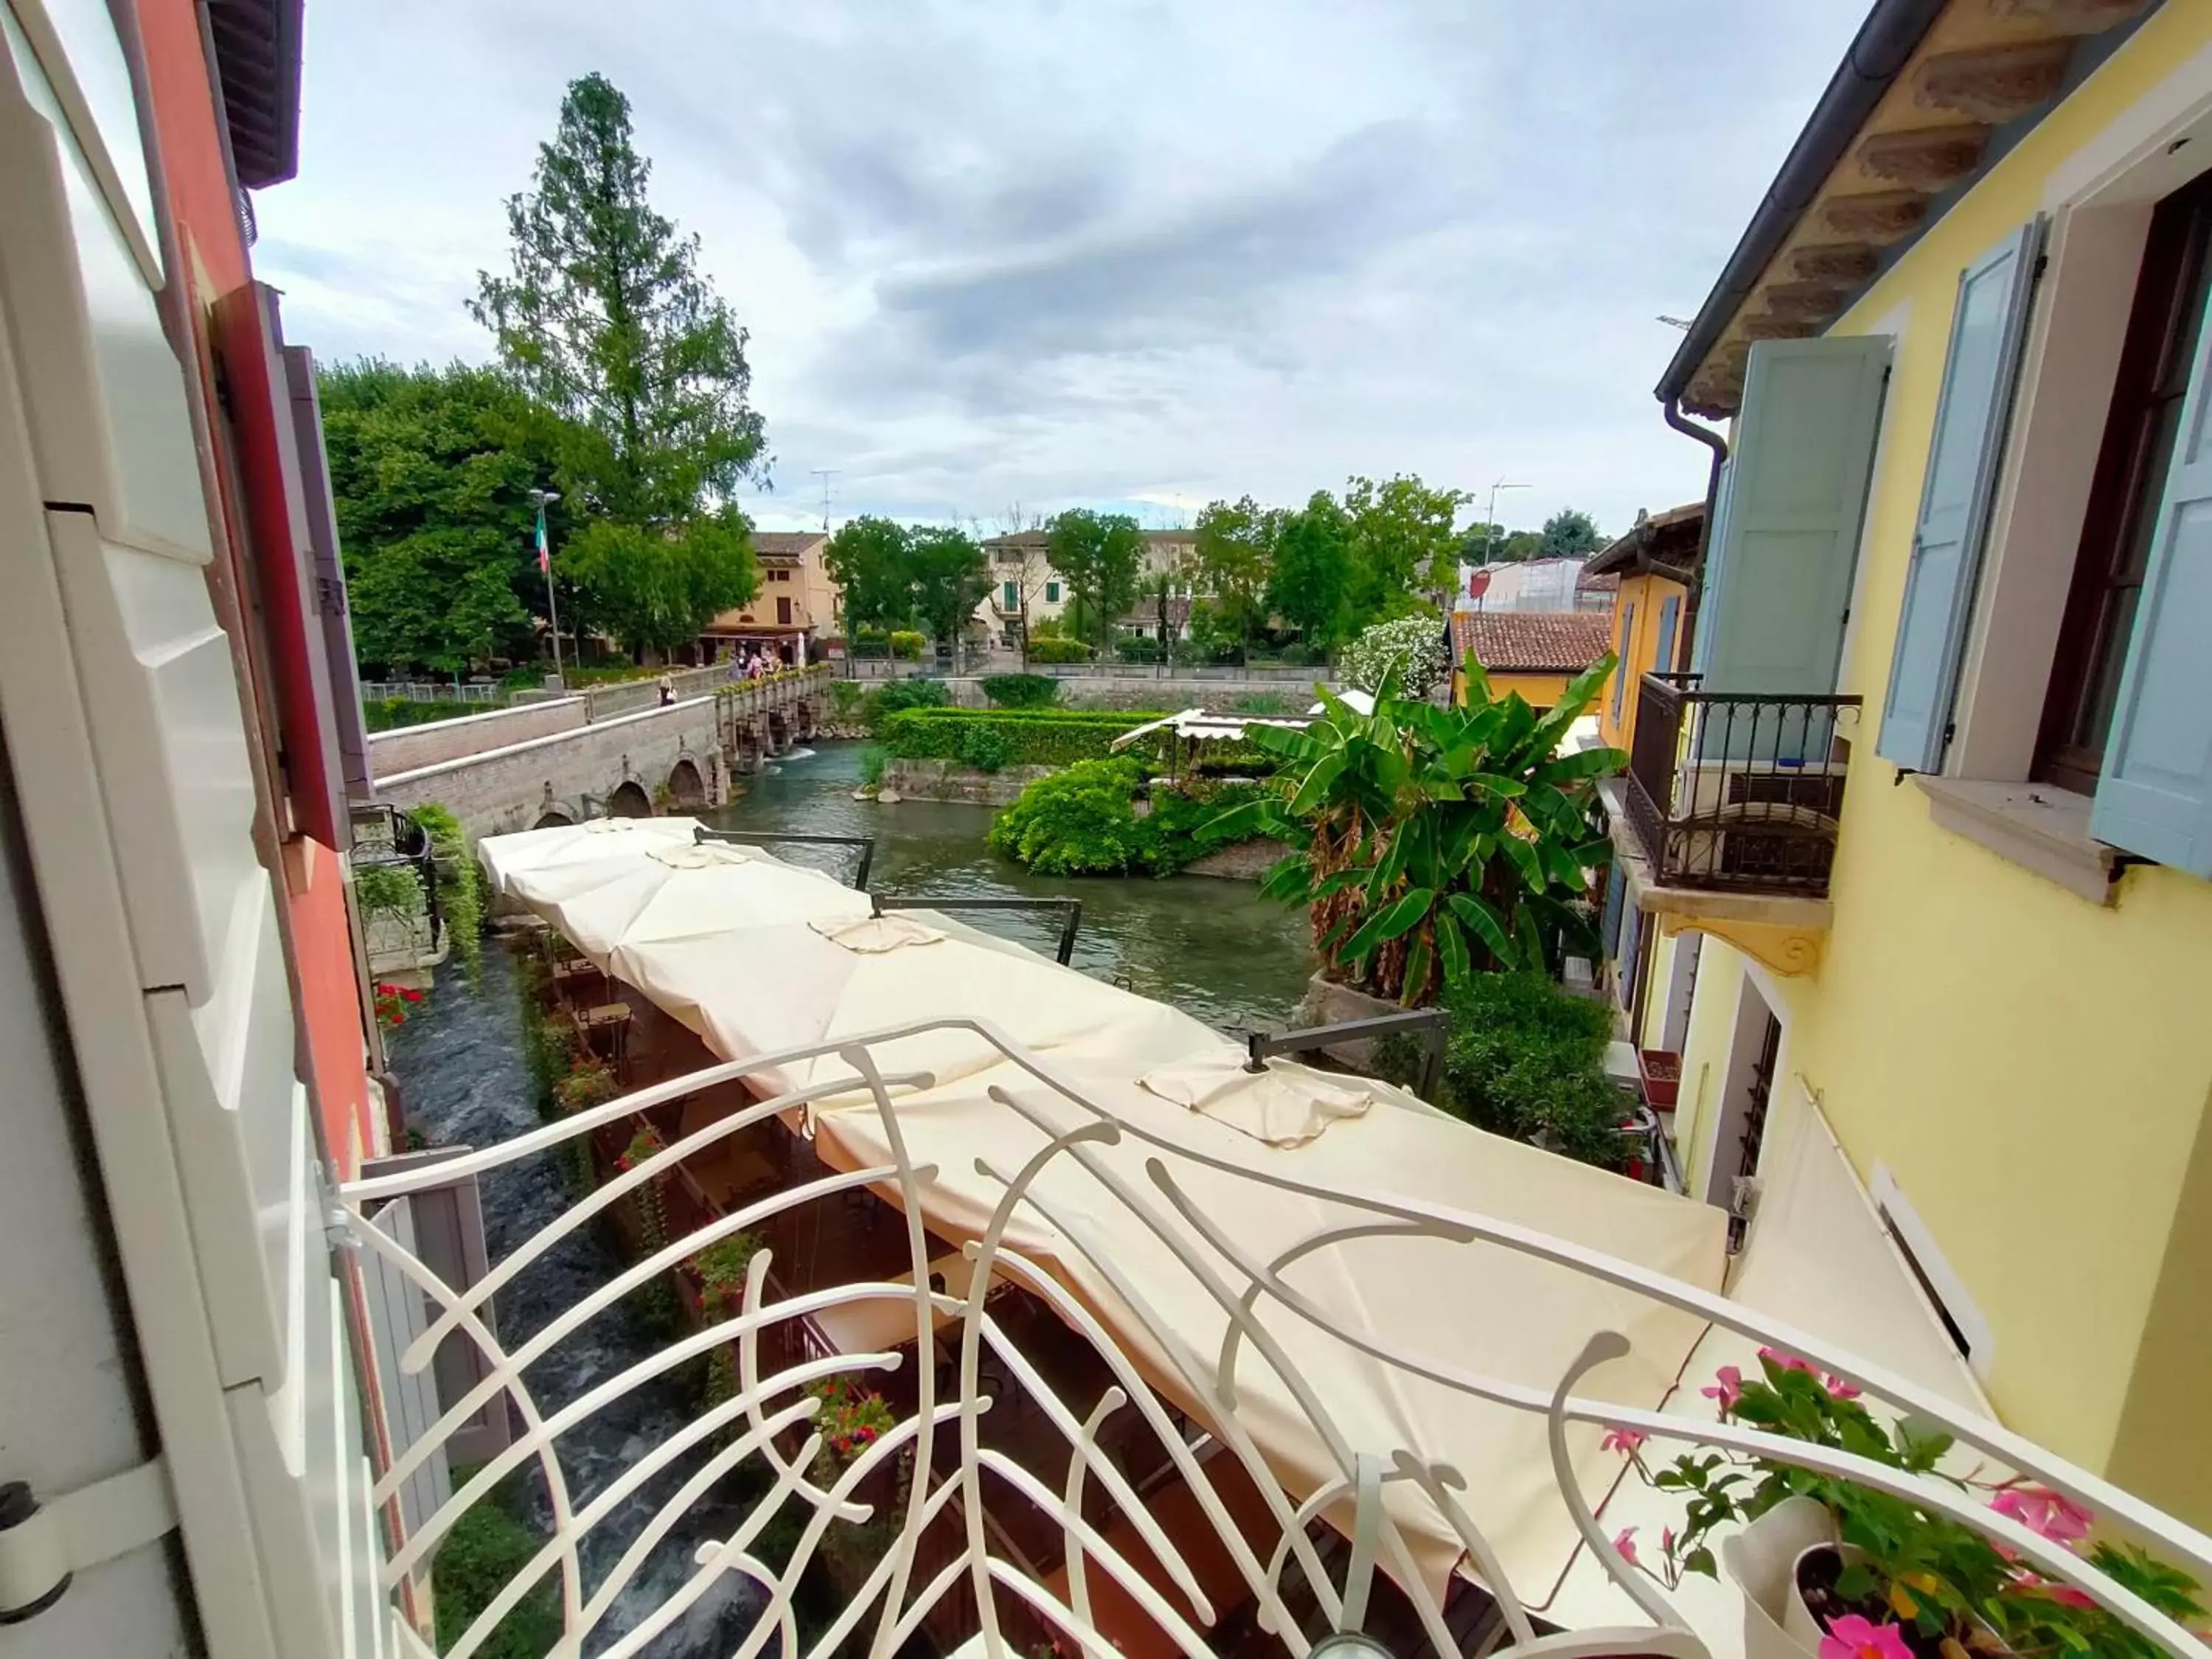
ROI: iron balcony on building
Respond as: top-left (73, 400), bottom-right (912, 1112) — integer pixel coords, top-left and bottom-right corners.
top-left (1622, 673), bottom-right (1860, 900)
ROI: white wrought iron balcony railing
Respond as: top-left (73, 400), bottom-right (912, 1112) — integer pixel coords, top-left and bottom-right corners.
top-left (337, 1019), bottom-right (2212, 1659)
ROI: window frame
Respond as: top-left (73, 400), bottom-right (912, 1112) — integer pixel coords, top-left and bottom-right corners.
top-left (2035, 169), bottom-right (2212, 792)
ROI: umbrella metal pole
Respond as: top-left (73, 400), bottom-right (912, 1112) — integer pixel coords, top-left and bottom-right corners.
top-left (695, 825), bottom-right (877, 889)
top-left (869, 894), bottom-right (1084, 966)
top-left (1243, 1009), bottom-right (1447, 1103)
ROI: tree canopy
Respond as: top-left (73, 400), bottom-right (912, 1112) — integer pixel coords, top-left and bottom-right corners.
top-left (1343, 473), bottom-right (1467, 622)
top-left (1047, 509), bottom-right (1146, 649)
top-left (1193, 495), bottom-right (1279, 644)
top-left (1267, 492), bottom-right (1356, 647)
top-left (1538, 508), bottom-right (1603, 560)
top-left (824, 516), bottom-right (917, 634)
top-left (822, 518), bottom-right (988, 644)
top-left (317, 360), bottom-right (567, 675)
top-left (471, 72), bottom-right (765, 652)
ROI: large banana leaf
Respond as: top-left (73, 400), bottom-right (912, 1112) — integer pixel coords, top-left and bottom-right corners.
top-left (1234, 655), bottom-right (1628, 1004)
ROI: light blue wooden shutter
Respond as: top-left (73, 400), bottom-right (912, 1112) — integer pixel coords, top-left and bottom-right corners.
top-left (1877, 222), bottom-right (2043, 771)
top-left (1611, 602), bottom-right (1636, 722)
top-left (1690, 462), bottom-right (1734, 674)
top-left (1654, 594), bottom-right (1680, 678)
top-left (1699, 336), bottom-right (1891, 694)
top-left (2090, 279), bottom-right (2212, 877)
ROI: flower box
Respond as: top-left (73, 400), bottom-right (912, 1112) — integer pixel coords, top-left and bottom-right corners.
top-left (1636, 1048), bottom-right (1682, 1110)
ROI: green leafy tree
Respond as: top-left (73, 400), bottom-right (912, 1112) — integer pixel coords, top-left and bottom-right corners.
top-left (1499, 529), bottom-right (1545, 562)
top-left (1193, 495), bottom-right (1279, 645)
top-left (1267, 491), bottom-right (1356, 651)
top-left (1538, 508), bottom-right (1602, 560)
top-left (907, 524), bottom-right (989, 647)
top-left (471, 72), bottom-right (765, 649)
top-left (1215, 655), bottom-right (1623, 1006)
top-left (1046, 509), bottom-right (1144, 652)
top-left (317, 361), bottom-right (569, 675)
top-left (826, 517), bottom-right (916, 634)
top-left (1343, 473), bottom-right (1467, 621)
top-left (559, 507), bottom-right (756, 657)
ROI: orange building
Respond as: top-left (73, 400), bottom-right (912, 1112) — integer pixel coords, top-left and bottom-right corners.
top-left (1585, 501), bottom-right (1704, 757)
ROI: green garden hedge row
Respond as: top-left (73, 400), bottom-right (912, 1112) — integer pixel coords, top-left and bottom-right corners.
top-left (882, 707), bottom-right (1265, 770)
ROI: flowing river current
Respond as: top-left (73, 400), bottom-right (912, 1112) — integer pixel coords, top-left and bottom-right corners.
top-left (384, 739), bottom-right (1315, 1654)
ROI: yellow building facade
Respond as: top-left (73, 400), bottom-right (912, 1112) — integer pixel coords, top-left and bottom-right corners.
top-left (1587, 502), bottom-right (1702, 757)
top-left (1635, 0), bottom-right (2212, 1526)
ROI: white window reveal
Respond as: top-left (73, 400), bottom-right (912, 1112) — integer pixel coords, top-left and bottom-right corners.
top-left (1871, 1164), bottom-right (1995, 1378)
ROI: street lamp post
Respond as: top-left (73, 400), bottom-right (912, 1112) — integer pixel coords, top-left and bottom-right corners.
top-left (532, 489), bottom-right (564, 687)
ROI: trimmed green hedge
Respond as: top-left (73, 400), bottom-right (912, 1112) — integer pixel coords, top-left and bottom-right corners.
top-left (883, 707), bottom-right (1158, 767)
top-left (884, 706), bottom-right (1267, 771)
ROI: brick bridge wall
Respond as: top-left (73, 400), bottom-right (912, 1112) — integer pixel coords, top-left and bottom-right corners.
top-left (366, 698), bottom-right (586, 773)
top-left (375, 697), bottom-right (726, 838)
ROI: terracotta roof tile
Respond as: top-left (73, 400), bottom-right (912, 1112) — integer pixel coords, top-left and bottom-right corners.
top-left (1450, 609), bottom-right (1615, 673)
top-left (749, 531), bottom-right (826, 559)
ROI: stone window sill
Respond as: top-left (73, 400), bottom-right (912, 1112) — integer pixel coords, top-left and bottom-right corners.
top-left (1914, 776), bottom-right (2118, 905)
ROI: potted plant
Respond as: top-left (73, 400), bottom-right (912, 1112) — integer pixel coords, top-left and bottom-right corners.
top-left (806, 1374), bottom-right (897, 1475)
top-left (616, 1124), bottom-right (669, 1252)
top-left (1637, 1047), bottom-right (1683, 1110)
top-left (1607, 1351), bottom-right (2204, 1658)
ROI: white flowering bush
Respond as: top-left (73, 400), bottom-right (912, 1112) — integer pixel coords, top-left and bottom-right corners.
top-left (1340, 614), bottom-right (1450, 700)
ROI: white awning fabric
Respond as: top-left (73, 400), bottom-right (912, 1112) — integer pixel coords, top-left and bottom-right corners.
top-left (477, 822), bottom-right (1736, 1600)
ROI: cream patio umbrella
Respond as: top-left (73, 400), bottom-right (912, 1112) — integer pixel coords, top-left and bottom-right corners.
top-left (609, 910), bottom-right (1225, 1096)
top-left (804, 1042), bottom-right (1728, 1607)
top-left (476, 815), bottom-right (706, 898)
top-left (504, 838), bottom-right (872, 964)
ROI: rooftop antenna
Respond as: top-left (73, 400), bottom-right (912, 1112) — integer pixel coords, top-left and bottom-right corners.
top-left (809, 467), bottom-right (839, 535)
top-left (1658, 315), bottom-right (1694, 331)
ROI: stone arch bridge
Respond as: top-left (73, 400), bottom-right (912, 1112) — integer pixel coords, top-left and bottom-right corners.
top-left (372, 666), bottom-right (830, 838)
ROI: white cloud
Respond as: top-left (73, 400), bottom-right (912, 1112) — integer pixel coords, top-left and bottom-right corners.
top-left (254, 0), bottom-right (1863, 538)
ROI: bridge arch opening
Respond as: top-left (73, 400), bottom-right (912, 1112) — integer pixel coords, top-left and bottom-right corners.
top-left (532, 808), bottom-right (576, 830)
top-left (608, 780), bottom-right (653, 818)
top-left (667, 757), bottom-right (705, 808)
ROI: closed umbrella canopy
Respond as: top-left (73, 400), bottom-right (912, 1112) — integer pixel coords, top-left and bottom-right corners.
top-left (807, 1048), bottom-right (1727, 1602)
top-left (506, 839), bottom-right (871, 963)
top-left (476, 815), bottom-right (705, 897)
top-left (613, 910), bottom-right (1222, 1093)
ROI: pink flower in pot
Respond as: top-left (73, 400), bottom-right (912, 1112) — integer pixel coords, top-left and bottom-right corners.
top-left (1991, 1484), bottom-right (2094, 1548)
top-left (1599, 1427), bottom-right (1646, 1455)
top-left (1818, 1613), bottom-right (1913, 1659)
top-left (1700, 1365), bottom-right (1744, 1411)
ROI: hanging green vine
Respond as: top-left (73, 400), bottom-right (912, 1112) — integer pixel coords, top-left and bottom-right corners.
top-left (408, 802), bottom-right (482, 981)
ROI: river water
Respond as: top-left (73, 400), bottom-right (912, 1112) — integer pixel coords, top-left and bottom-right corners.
top-left (385, 740), bottom-right (1312, 1654)
top-left (710, 741), bottom-right (1315, 1035)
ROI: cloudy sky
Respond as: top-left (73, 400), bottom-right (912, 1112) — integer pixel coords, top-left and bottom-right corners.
top-left (257, 1), bottom-right (1860, 538)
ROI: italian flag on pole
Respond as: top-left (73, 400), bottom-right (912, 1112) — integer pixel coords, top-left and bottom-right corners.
top-left (536, 509), bottom-right (551, 574)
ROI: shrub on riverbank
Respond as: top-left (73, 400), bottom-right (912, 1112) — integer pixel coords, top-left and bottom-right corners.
top-left (364, 696), bottom-right (479, 731)
top-left (1026, 636), bottom-right (1091, 664)
top-left (988, 759), bottom-right (1262, 876)
top-left (862, 676), bottom-right (949, 735)
top-left (1433, 971), bottom-right (1627, 1169)
top-left (884, 707), bottom-right (1156, 767)
top-left (978, 672), bottom-right (1058, 709)
top-left (433, 1473), bottom-right (561, 1659)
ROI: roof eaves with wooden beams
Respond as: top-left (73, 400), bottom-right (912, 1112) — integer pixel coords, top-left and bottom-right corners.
top-left (1666, 0), bottom-right (2157, 420)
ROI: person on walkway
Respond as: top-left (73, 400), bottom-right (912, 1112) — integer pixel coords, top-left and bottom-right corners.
top-left (657, 673), bottom-right (674, 706)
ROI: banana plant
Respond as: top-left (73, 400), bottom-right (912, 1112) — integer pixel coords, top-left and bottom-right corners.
top-left (1212, 653), bottom-right (1626, 1006)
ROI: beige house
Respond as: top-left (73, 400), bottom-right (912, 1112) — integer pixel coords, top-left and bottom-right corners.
top-left (975, 527), bottom-right (1203, 646)
top-left (700, 530), bottom-right (843, 664)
